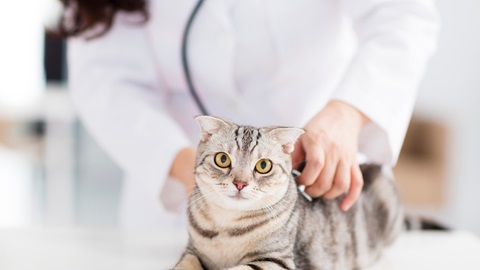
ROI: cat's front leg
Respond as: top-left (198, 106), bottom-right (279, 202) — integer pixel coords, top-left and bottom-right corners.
top-left (225, 258), bottom-right (295, 270)
top-left (172, 253), bottom-right (204, 270)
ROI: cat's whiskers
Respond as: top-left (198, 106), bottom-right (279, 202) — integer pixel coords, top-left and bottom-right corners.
top-left (188, 188), bottom-right (215, 210)
top-left (187, 192), bottom-right (206, 208)
top-left (187, 196), bottom-right (206, 212)
top-left (190, 188), bottom-right (216, 205)
top-left (257, 188), bottom-right (268, 194)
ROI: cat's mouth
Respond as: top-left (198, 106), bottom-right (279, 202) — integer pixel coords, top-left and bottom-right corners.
top-left (228, 192), bottom-right (248, 201)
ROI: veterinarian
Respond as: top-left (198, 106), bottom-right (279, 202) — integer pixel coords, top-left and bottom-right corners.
top-left (62, 0), bottom-right (439, 229)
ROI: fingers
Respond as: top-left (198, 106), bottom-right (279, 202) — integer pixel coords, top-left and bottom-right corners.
top-left (341, 164), bottom-right (364, 211)
top-left (292, 128), bottom-right (363, 211)
top-left (302, 155), bottom-right (363, 212)
top-left (323, 161), bottom-right (350, 199)
top-left (297, 147), bottom-right (325, 187)
top-left (304, 155), bottom-right (333, 197)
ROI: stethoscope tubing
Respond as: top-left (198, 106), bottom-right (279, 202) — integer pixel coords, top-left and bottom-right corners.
top-left (181, 0), bottom-right (210, 116)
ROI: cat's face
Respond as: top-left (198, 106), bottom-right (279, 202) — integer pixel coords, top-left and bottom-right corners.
top-left (194, 116), bottom-right (304, 211)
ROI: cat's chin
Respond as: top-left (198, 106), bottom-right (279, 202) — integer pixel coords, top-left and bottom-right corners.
top-left (225, 195), bottom-right (252, 208)
top-left (228, 195), bottom-right (247, 201)
top-left (218, 194), bottom-right (262, 211)
top-left (222, 187), bottom-right (251, 200)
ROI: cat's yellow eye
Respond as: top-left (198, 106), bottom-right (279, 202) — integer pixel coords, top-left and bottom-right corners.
top-left (255, 159), bottom-right (272, 174)
top-left (214, 152), bottom-right (231, 168)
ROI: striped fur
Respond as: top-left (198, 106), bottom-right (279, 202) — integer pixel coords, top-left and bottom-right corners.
top-left (172, 116), bottom-right (403, 270)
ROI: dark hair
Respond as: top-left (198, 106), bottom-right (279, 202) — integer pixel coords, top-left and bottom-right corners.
top-left (55, 0), bottom-right (148, 38)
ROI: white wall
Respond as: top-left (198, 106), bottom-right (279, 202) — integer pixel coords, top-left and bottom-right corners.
top-left (415, 0), bottom-right (480, 233)
top-left (0, 1), bottom-right (45, 118)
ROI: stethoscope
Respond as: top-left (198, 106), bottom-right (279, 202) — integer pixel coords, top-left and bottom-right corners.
top-left (182, 0), bottom-right (209, 115)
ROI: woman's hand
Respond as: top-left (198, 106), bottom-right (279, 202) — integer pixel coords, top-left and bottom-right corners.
top-left (169, 147), bottom-right (197, 195)
top-left (292, 100), bottom-right (369, 211)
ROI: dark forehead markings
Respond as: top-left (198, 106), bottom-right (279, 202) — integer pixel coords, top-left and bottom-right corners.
top-left (251, 131), bottom-right (262, 153)
top-left (241, 127), bottom-right (255, 151)
top-left (234, 126), bottom-right (262, 153)
top-left (234, 127), bottom-right (241, 150)
top-left (237, 126), bottom-right (261, 153)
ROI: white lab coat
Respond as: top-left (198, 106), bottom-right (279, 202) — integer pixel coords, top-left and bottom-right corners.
top-left (67, 0), bottom-right (439, 229)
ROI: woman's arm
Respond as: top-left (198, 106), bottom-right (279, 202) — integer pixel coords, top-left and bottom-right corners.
top-left (334, 0), bottom-right (440, 164)
top-left (293, 0), bottom-right (439, 210)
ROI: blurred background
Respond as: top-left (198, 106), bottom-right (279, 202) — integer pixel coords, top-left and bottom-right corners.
top-left (0, 0), bottom-right (479, 234)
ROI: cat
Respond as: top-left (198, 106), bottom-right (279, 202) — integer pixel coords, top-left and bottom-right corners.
top-left (172, 116), bottom-right (404, 270)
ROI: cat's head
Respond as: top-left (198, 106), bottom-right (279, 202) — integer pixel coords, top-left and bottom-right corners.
top-left (194, 116), bottom-right (304, 211)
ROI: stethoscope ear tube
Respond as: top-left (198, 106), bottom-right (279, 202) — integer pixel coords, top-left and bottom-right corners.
top-left (182, 0), bottom-right (210, 116)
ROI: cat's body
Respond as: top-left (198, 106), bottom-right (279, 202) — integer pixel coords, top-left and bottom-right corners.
top-left (173, 116), bottom-right (403, 270)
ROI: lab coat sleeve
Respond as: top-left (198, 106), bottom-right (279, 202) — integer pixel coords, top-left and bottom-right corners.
top-left (333, 0), bottom-right (439, 164)
top-left (67, 13), bottom-right (191, 209)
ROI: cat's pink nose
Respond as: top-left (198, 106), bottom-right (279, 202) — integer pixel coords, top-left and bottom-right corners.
top-left (233, 181), bottom-right (248, 191)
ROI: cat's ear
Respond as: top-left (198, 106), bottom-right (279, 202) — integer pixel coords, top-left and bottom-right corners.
top-left (195, 116), bottom-right (236, 142)
top-left (267, 127), bottom-right (305, 154)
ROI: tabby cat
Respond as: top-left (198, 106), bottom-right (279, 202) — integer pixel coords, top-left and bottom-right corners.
top-left (173, 116), bottom-right (403, 270)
